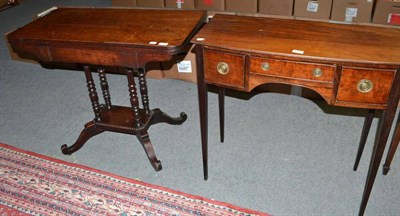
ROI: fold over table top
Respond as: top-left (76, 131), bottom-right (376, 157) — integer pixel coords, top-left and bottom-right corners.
top-left (8, 7), bottom-right (207, 67)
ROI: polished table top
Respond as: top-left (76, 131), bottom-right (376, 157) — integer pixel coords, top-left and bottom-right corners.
top-left (192, 14), bottom-right (400, 65)
top-left (8, 7), bottom-right (207, 67)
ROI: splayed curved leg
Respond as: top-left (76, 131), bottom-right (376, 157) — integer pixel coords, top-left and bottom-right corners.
top-left (136, 130), bottom-right (162, 171)
top-left (151, 108), bottom-right (187, 125)
top-left (61, 121), bottom-right (105, 155)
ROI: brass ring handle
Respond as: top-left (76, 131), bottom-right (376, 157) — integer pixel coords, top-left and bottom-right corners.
top-left (261, 62), bottom-right (270, 71)
top-left (217, 62), bottom-right (229, 75)
top-left (313, 68), bottom-right (323, 77)
top-left (357, 79), bottom-right (373, 93)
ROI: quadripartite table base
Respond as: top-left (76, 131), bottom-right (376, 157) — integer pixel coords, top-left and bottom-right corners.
top-left (61, 65), bottom-right (187, 171)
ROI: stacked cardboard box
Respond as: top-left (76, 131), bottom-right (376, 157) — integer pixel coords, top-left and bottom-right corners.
top-left (226, 0), bottom-right (257, 13)
top-left (194, 0), bottom-right (224, 11)
top-left (116, 0), bottom-right (400, 25)
top-left (161, 45), bottom-right (197, 83)
top-left (165, 0), bottom-right (195, 9)
top-left (294, 0), bottom-right (333, 20)
top-left (136, 0), bottom-right (164, 7)
top-left (331, 0), bottom-right (374, 23)
top-left (258, 0), bottom-right (294, 16)
top-left (373, 0), bottom-right (400, 25)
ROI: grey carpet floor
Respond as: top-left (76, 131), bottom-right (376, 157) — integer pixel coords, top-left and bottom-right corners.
top-left (0, 1), bottom-right (399, 215)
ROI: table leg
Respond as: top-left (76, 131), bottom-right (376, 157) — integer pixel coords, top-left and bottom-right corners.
top-left (358, 70), bottom-right (400, 216)
top-left (151, 108), bottom-right (187, 125)
top-left (126, 67), bottom-right (161, 170)
top-left (136, 130), bottom-right (162, 171)
top-left (61, 121), bottom-right (104, 155)
top-left (61, 65), bottom-right (104, 154)
top-left (126, 67), bottom-right (187, 170)
top-left (354, 109), bottom-right (375, 171)
top-left (126, 68), bottom-right (142, 128)
top-left (136, 67), bottom-right (188, 125)
top-left (137, 68), bottom-right (150, 115)
top-left (98, 67), bottom-right (112, 109)
top-left (84, 65), bottom-right (101, 121)
top-left (140, 68), bottom-right (187, 126)
top-left (218, 87), bottom-right (225, 143)
top-left (196, 45), bottom-right (209, 180)
top-left (383, 113), bottom-right (400, 175)
top-left (61, 65), bottom-right (188, 170)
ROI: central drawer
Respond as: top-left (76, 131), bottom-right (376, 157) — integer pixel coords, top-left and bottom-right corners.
top-left (250, 57), bottom-right (336, 83)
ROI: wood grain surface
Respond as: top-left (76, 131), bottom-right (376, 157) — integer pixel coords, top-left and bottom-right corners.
top-left (193, 14), bottom-right (400, 65)
top-left (8, 7), bottom-right (207, 68)
top-left (10, 7), bottom-right (206, 50)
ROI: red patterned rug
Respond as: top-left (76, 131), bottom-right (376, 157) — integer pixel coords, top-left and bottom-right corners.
top-left (0, 143), bottom-right (268, 215)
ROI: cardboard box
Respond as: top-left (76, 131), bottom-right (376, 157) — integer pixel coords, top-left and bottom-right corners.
top-left (136, 0), bottom-right (164, 7)
top-left (194, 0), bottom-right (224, 11)
top-left (331, 0), bottom-right (373, 23)
top-left (258, 0), bottom-right (294, 16)
top-left (111, 0), bottom-right (137, 7)
top-left (294, 0), bottom-right (333, 19)
top-left (372, 0), bottom-right (400, 25)
top-left (145, 62), bottom-right (165, 79)
top-left (165, 0), bottom-right (195, 9)
top-left (162, 45), bottom-right (197, 83)
top-left (225, 0), bottom-right (257, 13)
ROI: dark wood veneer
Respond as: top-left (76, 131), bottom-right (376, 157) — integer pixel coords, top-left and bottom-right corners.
top-left (8, 8), bottom-right (206, 68)
top-left (8, 7), bottom-right (206, 171)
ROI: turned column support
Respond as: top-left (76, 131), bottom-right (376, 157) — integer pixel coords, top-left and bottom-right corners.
top-left (83, 65), bottom-right (101, 121)
top-left (137, 68), bottom-right (151, 114)
top-left (98, 67), bottom-right (112, 109)
top-left (126, 68), bottom-right (142, 128)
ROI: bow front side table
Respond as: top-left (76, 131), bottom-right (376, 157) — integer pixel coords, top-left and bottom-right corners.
top-left (192, 14), bottom-right (400, 215)
top-left (8, 7), bottom-right (206, 171)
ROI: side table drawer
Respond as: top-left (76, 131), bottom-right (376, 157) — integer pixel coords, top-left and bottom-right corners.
top-left (250, 57), bottom-right (335, 83)
top-left (204, 49), bottom-right (245, 89)
top-left (336, 67), bottom-right (395, 106)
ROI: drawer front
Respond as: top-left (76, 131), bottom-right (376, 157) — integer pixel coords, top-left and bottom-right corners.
top-left (250, 57), bottom-right (335, 83)
top-left (204, 49), bottom-right (245, 89)
top-left (336, 67), bottom-right (395, 105)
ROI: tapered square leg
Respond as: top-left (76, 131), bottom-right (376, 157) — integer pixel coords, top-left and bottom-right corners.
top-left (358, 70), bottom-right (400, 216)
top-left (218, 87), bottom-right (225, 143)
top-left (353, 109), bottom-right (375, 171)
top-left (383, 113), bottom-right (400, 175)
top-left (196, 45), bottom-right (209, 180)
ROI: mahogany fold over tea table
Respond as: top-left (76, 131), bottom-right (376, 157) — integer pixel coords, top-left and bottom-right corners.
top-left (7, 7), bottom-right (207, 171)
top-left (192, 14), bottom-right (400, 215)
